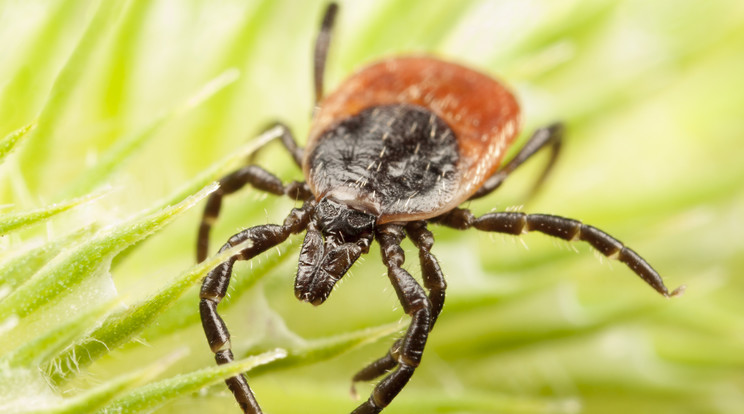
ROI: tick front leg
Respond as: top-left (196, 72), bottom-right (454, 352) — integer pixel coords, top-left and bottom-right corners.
top-left (197, 164), bottom-right (310, 262)
top-left (200, 202), bottom-right (313, 413)
top-left (437, 208), bottom-right (684, 297)
top-left (352, 224), bottom-right (431, 414)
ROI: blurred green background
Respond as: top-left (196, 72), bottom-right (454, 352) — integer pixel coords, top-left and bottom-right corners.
top-left (1, 0), bottom-right (743, 413)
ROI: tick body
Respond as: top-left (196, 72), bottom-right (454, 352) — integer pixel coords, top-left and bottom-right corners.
top-left (197, 3), bottom-right (682, 414)
top-left (306, 57), bottom-right (520, 223)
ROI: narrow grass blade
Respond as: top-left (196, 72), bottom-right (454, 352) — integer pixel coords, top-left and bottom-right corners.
top-left (0, 123), bottom-right (35, 164)
top-left (0, 1), bottom-right (90, 130)
top-left (110, 124), bottom-right (281, 267)
top-left (0, 224), bottom-right (98, 291)
top-left (60, 69), bottom-right (240, 199)
top-left (248, 322), bottom-right (402, 377)
top-left (383, 390), bottom-right (579, 414)
top-left (1, 298), bottom-right (119, 368)
top-left (99, 325), bottom-right (399, 414)
top-left (18, 0), bottom-right (127, 191)
top-left (154, 124), bottom-right (282, 211)
top-left (98, 349), bottom-right (286, 414)
top-left (0, 192), bottom-right (102, 235)
top-left (19, 349), bottom-right (185, 414)
top-left (0, 184), bottom-right (215, 323)
top-left (141, 241), bottom-right (297, 341)
top-left (48, 235), bottom-right (255, 382)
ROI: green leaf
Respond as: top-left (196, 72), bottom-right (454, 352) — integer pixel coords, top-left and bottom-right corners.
top-left (98, 349), bottom-right (286, 414)
top-left (0, 1), bottom-right (90, 130)
top-left (60, 69), bottom-right (240, 199)
top-left (151, 124), bottom-right (284, 212)
top-left (98, 325), bottom-right (398, 414)
top-left (140, 241), bottom-right (297, 341)
top-left (0, 224), bottom-right (98, 291)
top-left (0, 123), bottom-right (35, 164)
top-left (18, 0), bottom-right (128, 191)
top-left (0, 184), bottom-right (215, 329)
top-left (19, 349), bottom-right (185, 414)
top-left (0, 192), bottom-right (103, 235)
top-left (1, 299), bottom-right (118, 368)
top-left (248, 322), bottom-right (402, 377)
top-left (378, 390), bottom-right (579, 414)
top-left (109, 124), bottom-right (284, 267)
top-left (48, 233), bottom-right (256, 381)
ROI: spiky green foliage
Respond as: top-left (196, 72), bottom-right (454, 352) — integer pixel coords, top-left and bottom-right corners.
top-left (1, 1), bottom-right (743, 413)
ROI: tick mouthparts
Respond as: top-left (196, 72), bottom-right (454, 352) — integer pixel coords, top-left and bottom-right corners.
top-left (295, 289), bottom-right (325, 305)
top-left (294, 235), bottom-right (362, 306)
top-left (294, 273), bottom-right (333, 306)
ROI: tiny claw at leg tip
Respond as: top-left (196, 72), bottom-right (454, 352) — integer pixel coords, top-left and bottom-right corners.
top-left (669, 285), bottom-right (686, 298)
top-left (350, 383), bottom-right (359, 400)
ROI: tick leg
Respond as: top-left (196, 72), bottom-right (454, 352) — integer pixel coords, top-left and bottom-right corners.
top-left (436, 208), bottom-right (684, 297)
top-left (406, 221), bottom-right (447, 328)
top-left (250, 122), bottom-right (304, 167)
top-left (470, 122), bottom-right (563, 200)
top-left (200, 201), bottom-right (314, 414)
top-left (351, 221), bottom-right (446, 390)
top-left (314, 3), bottom-right (338, 104)
top-left (352, 224), bottom-right (432, 414)
top-left (197, 165), bottom-right (311, 262)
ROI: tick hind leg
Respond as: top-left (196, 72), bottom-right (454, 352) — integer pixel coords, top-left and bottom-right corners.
top-left (470, 122), bottom-right (564, 200)
top-left (196, 125), bottom-right (308, 262)
top-left (200, 200), bottom-right (314, 414)
top-left (351, 224), bottom-right (433, 414)
top-left (351, 222), bottom-right (446, 391)
top-left (436, 208), bottom-right (684, 297)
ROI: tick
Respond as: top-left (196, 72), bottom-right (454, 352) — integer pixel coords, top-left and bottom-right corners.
top-left (197, 4), bottom-right (682, 413)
